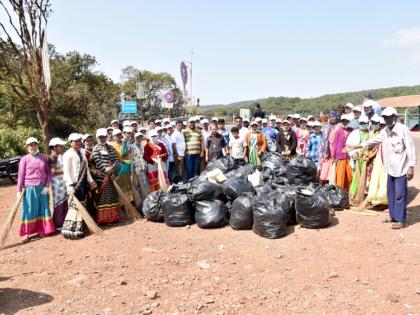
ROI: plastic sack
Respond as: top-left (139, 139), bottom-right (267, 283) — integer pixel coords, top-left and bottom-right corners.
top-left (295, 187), bottom-right (331, 229)
top-left (206, 156), bottom-right (237, 173)
top-left (142, 191), bottom-right (167, 222)
top-left (229, 196), bottom-right (254, 230)
top-left (286, 156), bottom-right (317, 185)
top-left (170, 182), bottom-right (191, 194)
top-left (222, 177), bottom-right (254, 200)
top-left (317, 184), bottom-right (349, 210)
top-left (254, 185), bottom-right (273, 200)
top-left (187, 180), bottom-right (223, 201)
top-left (271, 186), bottom-right (297, 225)
top-left (195, 200), bottom-right (228, 228)
top-left (248, 169), bottom-right (264, 187)
top-left (162, 193), bottom-right (195, 227)
top-left (225, 164), bottom-right (255, 178)
top-left (252, 199), bottom-right (288, 239)
top-left (262, 152), bottom-right (285, 171)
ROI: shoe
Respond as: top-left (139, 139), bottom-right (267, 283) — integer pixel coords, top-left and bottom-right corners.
top-left (391, 222), bottom-right (407, 229)
top-left (22, 236), bottom-right (30, 243)
top-left (382, 218), bottom-right (396, 223)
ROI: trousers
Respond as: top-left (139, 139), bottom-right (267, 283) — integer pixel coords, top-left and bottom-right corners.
top-left (387, 175), bottom-right (407, 223)
top-left (185, 154), bottom-right (201, 180)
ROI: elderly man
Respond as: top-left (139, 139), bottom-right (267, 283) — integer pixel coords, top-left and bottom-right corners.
top-left (183, 117), bottom-right (204, 179)
top-left (345, 107), bottom-right (416, 229)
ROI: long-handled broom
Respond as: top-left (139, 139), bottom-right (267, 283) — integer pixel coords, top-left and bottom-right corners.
top-left (112, 179), bottom-right (142, 221)
top-left (0, 189), bottom-right (25, 248)
top-left (69, 193), bottom-right (102, 234)
top-left (156, 156), bottom-right (169, 193)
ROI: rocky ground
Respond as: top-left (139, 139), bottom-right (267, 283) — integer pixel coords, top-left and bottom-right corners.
top-left (1, 136), bottom-right (419, 315)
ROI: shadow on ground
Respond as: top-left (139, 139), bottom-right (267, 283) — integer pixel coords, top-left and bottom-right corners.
top-left (0, 288), bottom-right (53, 315)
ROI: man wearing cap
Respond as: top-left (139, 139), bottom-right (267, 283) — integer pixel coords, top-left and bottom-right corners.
top-left (130, 121), bottom-right (139, 133)
top-left (48, 137), bottom-right (68, 228)
top-left (255, 117), bottom-right (263, 130)
top-left (17, 137), bottom-right (56, 242)
top-left (171, 120), bottom-right (186, 180)
top-left (211, 117), bottom-right (219, 124)
top-left (122, 126), bottom-right (134, 144)
top-left (362, 100), bottom-right (377, 121)
top-left (243, 118), bottom-right (250, 129)
top-left (92, 128), bottom-right (121, 224)
top-left (111, 120), bottom-right (119, 129)
top-left (148, 119), bottom-right (156, 131)
top-left (363, 95), bottom-right (382, 115)
top-left (274, 118), bottom-right (282, 132)
top-left (292, 114), bottom-right (301, 130)
top-left (155, 119), bottom-right (162, 127)
top-left (345, 107), bottom-right (416, 229)
top-left (344, 103), bottom-right (354, 120)
top-left (62, 133), bottom-right (97, 238)
top-left (349, 106), bottom-right (362, 129)
top-left (306, 121), bottom-right (323, 168)
top-left (183, 117), bottom-right (204, 179)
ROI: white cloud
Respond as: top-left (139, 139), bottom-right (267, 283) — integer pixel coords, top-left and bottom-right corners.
top-left (383, 27), bottom-right (420, 46)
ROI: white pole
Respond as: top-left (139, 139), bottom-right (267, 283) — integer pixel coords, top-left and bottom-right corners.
top-left (190, 47), bottom-right (193, 107)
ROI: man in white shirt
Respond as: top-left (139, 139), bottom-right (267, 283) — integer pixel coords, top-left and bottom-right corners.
top-left (230, 116), bottom-right (249, 140)
top-left (345, 107), bottom-right (416, 229)
top-left (170, 120), bottom-right (186, 180)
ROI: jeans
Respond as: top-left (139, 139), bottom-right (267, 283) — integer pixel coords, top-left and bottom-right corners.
top-left (387, 175), bottom-right (408, 223)
top-left (185, 154), bottom-right (201, 180)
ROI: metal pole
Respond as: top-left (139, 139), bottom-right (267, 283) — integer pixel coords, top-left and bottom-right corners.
top-left (190, 47), bottom-right (193, 107)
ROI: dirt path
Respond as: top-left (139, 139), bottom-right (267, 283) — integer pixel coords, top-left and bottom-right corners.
top-left (1, 137), bottom-right (419, 315)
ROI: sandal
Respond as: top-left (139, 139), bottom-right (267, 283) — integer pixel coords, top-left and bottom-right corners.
top-left (22, 236), bottom-right (30, 243)
top-left (391, 222), bottom-right (407, 229)
top-left (382, 218), bottom-right (396, 223)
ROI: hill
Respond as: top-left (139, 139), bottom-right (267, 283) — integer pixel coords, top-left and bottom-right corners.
top-left (199, 84), bottom-right (420, 117)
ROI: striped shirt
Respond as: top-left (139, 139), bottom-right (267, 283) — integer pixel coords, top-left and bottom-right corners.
top-left (183, 128), bottom-right (203, 155)
top-left (92, 143), bottom-right (119, 182)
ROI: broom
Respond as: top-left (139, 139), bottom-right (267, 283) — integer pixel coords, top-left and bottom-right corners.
top-left (112, 179), bottom-right (142, 221)
top-left (0, 189), bottom-right (25, 248)
top-left (69, 193), bottom-right (102, 234)
top-left (156, 156), bottom-right (169, 193)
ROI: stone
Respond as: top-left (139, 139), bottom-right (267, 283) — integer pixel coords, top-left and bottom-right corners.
top-left (205, 297), bottom-right (215, 304)
top-left (386, 293), bottom-right (399, 303)
top-left (146, 290), bottom-right (158, 300)
top-left (120, 280), bottom-right (127, 285)
top-left (151, 302), bottom-right (160, 308)
top-left (328, 272), bottom-right (339, 279)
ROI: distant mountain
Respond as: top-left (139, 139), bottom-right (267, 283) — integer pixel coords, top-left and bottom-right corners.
top-left (200, 84), bottom-right (420, 116)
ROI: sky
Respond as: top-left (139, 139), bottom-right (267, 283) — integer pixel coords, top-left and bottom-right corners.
top-left (47, 0), bottom-right (420, 105)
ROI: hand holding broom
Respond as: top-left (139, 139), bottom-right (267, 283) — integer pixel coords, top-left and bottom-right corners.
top-left (0, 189), bottom-right (25, 248)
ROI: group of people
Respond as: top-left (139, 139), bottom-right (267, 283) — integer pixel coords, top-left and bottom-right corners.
top-left (15, 97), bottom-right (416, 243)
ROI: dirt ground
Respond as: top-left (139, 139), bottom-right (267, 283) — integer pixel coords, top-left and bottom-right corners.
top-left (1, 136), bottom-right (419, 315)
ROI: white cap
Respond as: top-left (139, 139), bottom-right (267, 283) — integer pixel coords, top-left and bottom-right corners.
top-left (300, 117), bottom-right (308, 122)
top-left (139, 127), bottom-right (147, 132)
top-left (167, 124), bottom-right (174, 129)
top-left (155, 119), bottom-right (162, 123)
top-left (293, 114), bottom-right (301, 119)
top-left (250, 121), bottom-right (258, 126)
top-left (353, 106), bottom-right (362, 112)
top-left (149, 130), bottom-right (158, 137)
top-left (25, 137), bottom-right (39, 146)
top-left (134, 132), bottom-right (144, 138)
top-left (269, 115), bottom-right (276, 120)
top-left (286, 114), bottom-right (293, 119)
top-left (106, 126), bottom-right (113, 131)
top-left (111, 119), bottom-right (119, 125)
top-left (156, 127), bottom-right (163, 132)
top-left (381, 107), bottom-right (398, 116)
top-left (202, 119), bottom-right (209, 124)
top-left (276, 118), bottom-right (282, 123)
top-left (363, 100), bottom-right (374, 108)
top-left (211, 117), bottom-right (218, 121)
top-left (371, 114), bottom-right (381, 123)
top-left (255, 117), bottom-right (262, 122)
top-left (96, 128), bottom-right (108, 138)
top-left (130, 121), bottom-right (138, 126)
top-left (345, 103), bottom-right (354, 109)
top-left (262, 118), bottom-right (268, 124)
top-left (340, 114), bottom-right (350, 121)
top-left (112, 129), bottom-right (122, 136)
top-left (188, 117), bottom-right (195, 122)
top-left (379, 117), bottom-right (386, 124)
top-left (243, 118), bottom-right (250, 122)
top-left (49, 137), bottom-right (67, 147)
top-left (162, 118), bottom-right (171, 123)
top-left (282, 120), bottom-right (291, 124)
top-left (307, 115), bottom-right (314, 120)
top-left (312, 121), bottom-right (322, 127)
top-left (82, 133), bottom-right (92, 141)
top-left (68, 133), bottom-right (82, 142)
top-left (123, 126), bottom-right (133, 133)
top-left (359, 116), bottom-right (369, 124)
top-left (123, 121), bottom-right (131, 127)
top-left (183, 121), bottom-right (187, 126)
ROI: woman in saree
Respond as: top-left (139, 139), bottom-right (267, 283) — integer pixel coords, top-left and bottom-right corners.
top-left (244, 121), bottom-right (267, 167)
top-left (92, 128), bottom-right (121, 224)
top-left (48, 137), bottom-right (68, 229)
top-left (17, 137), bottom-right (56, 243)
top-left (131, 132), bottom-right (149, 206)
top-left (62, 133), bottom-right (97, 239)
top-left (112, 128), bottom-right (134, 202)
top-left (318, 111), bottom-right (341, 184)
top-left (143, 130), bottom-right (169, 192)
top-left (82, 133), bottom-right (98, 219)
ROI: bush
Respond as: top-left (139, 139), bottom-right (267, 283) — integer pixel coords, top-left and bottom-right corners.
top-left (0, 125), bottom-right (44, 158)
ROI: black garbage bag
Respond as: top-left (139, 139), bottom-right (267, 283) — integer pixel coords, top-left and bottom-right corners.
top-left (206, 156), bottom-right (237, 173)
top-left (317, 184), bottom-right (349, 210)
top-left (295, 187), bottom-right (331, 229)
top-left (271, 186), bottom-right (297, 225)
top-left (142, 191), bottom-right (167, 222)
top-left (162, 193), bottom-right (195, 227)
top-left (252, 199), bottom-right (288, 239)
top-left (195, 200), bottom-right (228, 228)
top-left (286, 156), bottom-right (317, 185)
top-left (262, 152), bottom-right (285, 171)
top-left (225, 164), bottom-right (255, 178)
top-left (170, 182), bottom-right (191, 194)
top-left (187, 181), bottom-right (223, 201)
top-left (229, 196), bottom-right (253, 230)
top-left (222, 177), bottom-right (254, 200)
top-left (254, 185), bottom-right (273, 200)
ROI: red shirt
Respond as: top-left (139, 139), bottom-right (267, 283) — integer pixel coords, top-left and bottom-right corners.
top-left (143, 141), bottom-right (168, 164)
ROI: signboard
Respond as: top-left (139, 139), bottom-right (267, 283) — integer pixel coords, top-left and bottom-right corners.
top-left (240, 108), bottom-right (251, 120)
top-left (121, 101), bottom-right (137, 114)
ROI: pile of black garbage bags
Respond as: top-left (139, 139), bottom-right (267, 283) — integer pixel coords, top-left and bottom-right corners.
top-left (141, 153), bottom-right (349, 239)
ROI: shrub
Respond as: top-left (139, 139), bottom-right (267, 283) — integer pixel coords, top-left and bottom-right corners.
top-left (0, 125), bottom-right (44, 158)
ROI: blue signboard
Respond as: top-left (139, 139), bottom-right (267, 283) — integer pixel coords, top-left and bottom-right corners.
top-left (121, 101), bottom-right (137, 114)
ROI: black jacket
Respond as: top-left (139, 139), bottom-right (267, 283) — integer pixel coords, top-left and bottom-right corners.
top-left (276, 129), bottom-right (297, 156)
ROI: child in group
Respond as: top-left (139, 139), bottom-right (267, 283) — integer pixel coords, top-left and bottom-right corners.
top-left (228, 127), bottom-right (247, 165)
